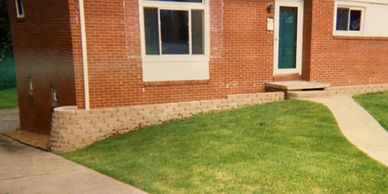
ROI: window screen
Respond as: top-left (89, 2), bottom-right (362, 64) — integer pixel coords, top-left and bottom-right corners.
top-left (336, 8), bottom-right (349, 31)
top-left (349, 10), bottom-right (361, 31)
top-left (191, 10), bottom-right (204, 55)
top-left (144, 8), bottom-right (160, 55)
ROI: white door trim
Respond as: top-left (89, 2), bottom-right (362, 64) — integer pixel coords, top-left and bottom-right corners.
top-left (273, 0), bottom-right (304, 76)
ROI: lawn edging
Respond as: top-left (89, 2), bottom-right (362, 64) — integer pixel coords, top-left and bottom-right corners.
top-left (51, 92), bottom-right (284, 152)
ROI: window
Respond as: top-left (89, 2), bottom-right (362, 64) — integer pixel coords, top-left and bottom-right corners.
top-left (142, 0), bottom-right (206, 56)
top-left (334, 0), bottom-right (388, 37)
top-left (140, 0), bottom-right (209, 82)
top-left (15, 0), bottom-right (25, 18)
top-left (335, 7), bottom-right (363, 32)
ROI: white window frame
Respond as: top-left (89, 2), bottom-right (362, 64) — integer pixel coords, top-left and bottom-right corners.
top-left (139, 0), bottom-right (210, 82)
top-left (15, 0), bottom-right (25, 18)
top-left (333, 4), bottom-right (365, 36)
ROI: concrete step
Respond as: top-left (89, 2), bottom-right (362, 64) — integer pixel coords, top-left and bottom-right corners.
top-left (265, 81), bottom-right (330, 91)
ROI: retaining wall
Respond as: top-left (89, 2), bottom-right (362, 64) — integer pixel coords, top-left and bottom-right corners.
top-left (288, 84), bottom-right (388, 99)
top-left (51, 92), bottom-right (284, 151)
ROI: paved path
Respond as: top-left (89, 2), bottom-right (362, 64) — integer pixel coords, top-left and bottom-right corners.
top-left (0, 135), bottom-right (147, 194)
top-left (0, 108), bottom-right (19, 132)
top-left (306, 96), bottom-right (388, 166)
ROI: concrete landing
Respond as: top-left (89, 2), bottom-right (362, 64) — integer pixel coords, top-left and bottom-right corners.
top-left (0, 135), bottom-right (147, 194)
top-left (306, 96), bottom-right (388, 166)
top-left (265, 81), bottom-right (330, 91)
top-left (2, 130), bottom-right (50, 150)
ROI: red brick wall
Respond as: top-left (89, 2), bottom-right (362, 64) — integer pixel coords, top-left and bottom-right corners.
top-left (10, 0), bottom-right (388, 134)
top-left (71, 0), bottom-right (275, 108)
top-left (8, 0), bottom-right (76, 134)
top-left (301, 0), bottom-right (312, 81)
top-left (308, 0), bottom-right (388, 86)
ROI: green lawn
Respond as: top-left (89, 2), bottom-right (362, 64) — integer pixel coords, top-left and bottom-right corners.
top-left (354, 92), bottom-right (388, 131)
top-left (60, 100), bottom-right (388, 193)
top-left (0, 88), bottom-right (18, 108)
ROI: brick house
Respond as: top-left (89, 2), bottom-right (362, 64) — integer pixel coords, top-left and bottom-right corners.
top-left (7, 0), bottom-right (388, 151)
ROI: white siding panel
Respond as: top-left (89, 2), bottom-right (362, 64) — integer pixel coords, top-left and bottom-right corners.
top-left (364, 3), bottom-right (388, 36)
top-left (143, 61), bottom-right (209, 81)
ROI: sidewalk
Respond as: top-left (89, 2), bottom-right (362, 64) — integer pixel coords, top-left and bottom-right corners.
top-left (0, 108), bottom-right (19, 132)
top-left (0, 135), bottom-right (147, 194)
top-left (306, 96), bottom-right (388, 166)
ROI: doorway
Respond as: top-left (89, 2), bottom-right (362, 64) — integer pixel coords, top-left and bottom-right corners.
top-left (274, 0), bottom-right (304, 76)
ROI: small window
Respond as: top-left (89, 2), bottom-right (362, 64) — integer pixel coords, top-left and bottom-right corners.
top-left (192, 10), bottom-right (204, 54)
top-left (144, 8), bottom-right (160, 55)
top-left (15, 0), bottom-right (25, 18)
top-left (336, 7), bottom-right (362, 32)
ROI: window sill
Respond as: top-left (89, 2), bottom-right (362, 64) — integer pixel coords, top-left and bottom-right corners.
top-left (333, 35), bottom-right (388, 41)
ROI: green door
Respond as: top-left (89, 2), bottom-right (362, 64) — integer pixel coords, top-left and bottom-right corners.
top-left (278, 7), bottom-right (298, 69)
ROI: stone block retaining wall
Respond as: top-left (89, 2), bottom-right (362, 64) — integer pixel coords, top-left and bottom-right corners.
top-left (288, 84), bottom-right (388, 99)
top-left (51, 92), bottom-right (284, 152)
top-left (328, 84), bottom-right (388, 96)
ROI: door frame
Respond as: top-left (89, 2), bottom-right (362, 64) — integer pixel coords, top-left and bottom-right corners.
top-left (273, 0), bottom-right (304, 76)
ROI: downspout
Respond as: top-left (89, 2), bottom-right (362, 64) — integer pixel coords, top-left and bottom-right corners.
top-left (78, 0), bottom-right (90, 110)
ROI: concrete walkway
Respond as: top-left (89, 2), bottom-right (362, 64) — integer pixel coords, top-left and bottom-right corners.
top-left (0, 135), bottom-right (147, 194)
top-left (0, 108), bottom-right (19, 132)
top-left (306, 96), bottom-right (388, 166)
